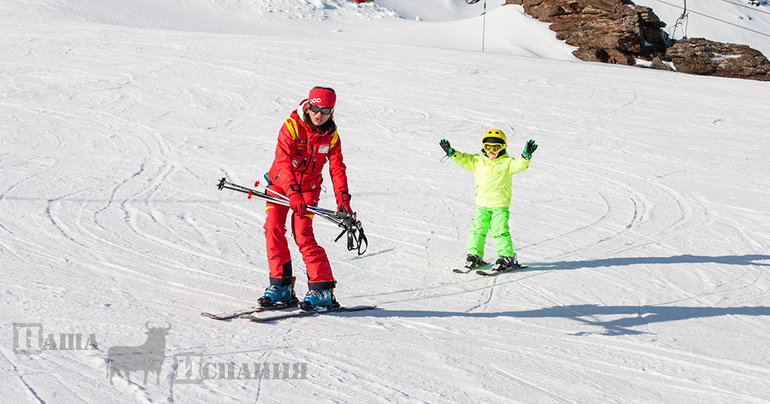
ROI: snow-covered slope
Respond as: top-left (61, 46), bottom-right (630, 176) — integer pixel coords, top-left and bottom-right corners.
top-left (1, 1), bottom-right (769, 403)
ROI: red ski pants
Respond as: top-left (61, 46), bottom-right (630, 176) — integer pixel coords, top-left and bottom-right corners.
top-left (264, 201), bottom-right (335, 290)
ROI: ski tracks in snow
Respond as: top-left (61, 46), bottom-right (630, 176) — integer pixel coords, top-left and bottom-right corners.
top-left (3, 5), bottom-right (770, 402)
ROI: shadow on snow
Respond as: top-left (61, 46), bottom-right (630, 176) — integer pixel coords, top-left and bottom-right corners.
top-left (536, 254), bottom-right (770, 270)
top-left (362, 254), bottom-right (770, 335)
top-left (366, 305), bottom-right (770, 336)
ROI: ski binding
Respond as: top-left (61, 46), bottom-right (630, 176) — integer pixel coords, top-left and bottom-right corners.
top-left (476, 264), bottom-right (527, 276)
top-left (453, 260), bottom-right (490, 273)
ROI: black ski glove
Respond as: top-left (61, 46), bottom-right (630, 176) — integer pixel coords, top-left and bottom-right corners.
top-left (439, 139), bottom-right (456, 157)
top-left (522, 139), bottom-right (538, 159)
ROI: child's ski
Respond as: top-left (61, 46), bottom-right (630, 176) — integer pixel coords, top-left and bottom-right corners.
top-left (476, 265), bottom-right (527, 276)
top-left (201, 300), bottom-right (298, 320)
top-left (453, 261), bottom-right (490, 273)
top-left (241, 305), bottom-right (377, 322)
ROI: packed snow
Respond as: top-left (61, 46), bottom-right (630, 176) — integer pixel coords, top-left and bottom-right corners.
top-left (1, 0), bottom-right (769, 402)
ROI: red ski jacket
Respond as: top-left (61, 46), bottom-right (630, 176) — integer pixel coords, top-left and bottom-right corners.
top-left (266, 109), bottom-right (349, 207)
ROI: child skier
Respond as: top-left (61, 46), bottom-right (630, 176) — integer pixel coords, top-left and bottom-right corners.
top-left (439, 130), bottom-right (537, 272)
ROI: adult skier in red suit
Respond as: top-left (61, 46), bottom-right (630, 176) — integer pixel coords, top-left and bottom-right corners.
top-left (258, 86), bottom-right (353, 309)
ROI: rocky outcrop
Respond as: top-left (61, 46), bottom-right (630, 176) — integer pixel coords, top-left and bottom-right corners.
top-left (505, 0), bottom-right (770, 81)
top-left (505, 0), bottom-right (667, 64)
top-left (664, 38), bottom-right (770, 81)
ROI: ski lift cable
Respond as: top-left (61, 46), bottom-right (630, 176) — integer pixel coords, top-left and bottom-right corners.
top-left (650, 0), bottom-right (770, 38)
top-left (719, 0), bottom-right (770, 16)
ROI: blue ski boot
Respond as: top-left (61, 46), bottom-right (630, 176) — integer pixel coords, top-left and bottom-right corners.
top-left (258, 279), bottom-right (298, 308)
top-left (299, 289), bottom-right (338, 311)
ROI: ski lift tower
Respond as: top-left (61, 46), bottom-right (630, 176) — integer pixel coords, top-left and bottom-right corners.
top-left (466, 0), bottom-right (487, 52)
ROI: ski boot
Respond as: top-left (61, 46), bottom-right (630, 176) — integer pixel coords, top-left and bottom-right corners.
top-left (464, 254), bottom-right (487, 270)
top-left (299, 289), bottom-right (339, 311)
top-left (492, 255), bottom-right (521, 272)
top-left (258, 277), bottom-right (298, 308)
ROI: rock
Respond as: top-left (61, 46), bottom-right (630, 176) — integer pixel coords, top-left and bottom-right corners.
top-left (505, 0), bottom-right (770, 80)
top-left (506, 0), bottom-right (667, 65)
top-left (664, 38), bottom-right (770, 81)
top-left (650, 56), bottom-right (673, 71)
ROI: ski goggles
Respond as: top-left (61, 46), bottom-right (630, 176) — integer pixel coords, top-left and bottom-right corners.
top-left (308, 104), bottom-right (334, 115)
top-left (483, 143), bottom-right (504, 153)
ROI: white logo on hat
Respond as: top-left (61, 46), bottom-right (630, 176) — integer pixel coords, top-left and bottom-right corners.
top-left (310, 98), bottom-right (323, 104)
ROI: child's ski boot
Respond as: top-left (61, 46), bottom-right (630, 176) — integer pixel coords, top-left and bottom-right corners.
top-left (453, 254), bottom-right (489, 273)
top-left (492, 255), bottom-right (521, 272)
top-left (464, 254), bottom-right (487, 270)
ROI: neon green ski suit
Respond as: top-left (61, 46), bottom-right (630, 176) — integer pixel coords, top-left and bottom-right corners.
top-left (450, 151), bottom-right (530, 257)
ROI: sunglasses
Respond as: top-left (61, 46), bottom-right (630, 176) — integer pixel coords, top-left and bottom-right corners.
top-left (308, 104), bottom-right (334, 115)
top-left (483, 143), bottom-right (503, 153)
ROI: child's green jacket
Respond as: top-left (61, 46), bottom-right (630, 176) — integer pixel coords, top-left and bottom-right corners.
top-left (450, 151), bottom-right (530, 208)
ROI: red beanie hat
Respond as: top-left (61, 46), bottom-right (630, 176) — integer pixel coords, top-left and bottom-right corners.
top-left (307, 86), bottom-right (336, 108)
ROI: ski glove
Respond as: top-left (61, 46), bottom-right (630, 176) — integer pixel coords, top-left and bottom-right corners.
top-left (337, 190), bottom-right (352, 214)
top-left (521, 139), bottom-right (538, 159)
top-left (439, 139), bottom-right (455, 157)
top-left (302, 192), bottom-right (316, 208)
top-left (289, 193), bottom-right (307, 215)
top-left (339, 203), bottom-right (353, 214)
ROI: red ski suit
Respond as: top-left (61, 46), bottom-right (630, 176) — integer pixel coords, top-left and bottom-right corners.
top-left (264, 108), bottom-right (349, 290)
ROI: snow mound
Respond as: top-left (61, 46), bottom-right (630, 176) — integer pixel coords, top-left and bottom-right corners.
top-left (12, 0), bottom-right (401, 33)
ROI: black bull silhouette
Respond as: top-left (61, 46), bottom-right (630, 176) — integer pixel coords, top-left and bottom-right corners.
top-left (107, 322), bottom-right (171, 385)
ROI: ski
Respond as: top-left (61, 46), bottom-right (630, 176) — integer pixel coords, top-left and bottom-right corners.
top-left (454, 267), bottom-right (477, 273)
top-left (453, 261), bottom-right (490, 273)
top-left (201, 300), bottom-right (299, 320)
top-left (241, 305), bottom-right (377, 322)
top-left (476, 265), bottom-right (527, 276)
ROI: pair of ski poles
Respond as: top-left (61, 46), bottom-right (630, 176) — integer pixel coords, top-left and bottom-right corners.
top-left (217, 178), bottom-right (368, 255)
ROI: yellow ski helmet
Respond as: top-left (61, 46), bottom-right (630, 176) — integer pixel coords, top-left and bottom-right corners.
top-left (482, 129), bottom-right (507, 145)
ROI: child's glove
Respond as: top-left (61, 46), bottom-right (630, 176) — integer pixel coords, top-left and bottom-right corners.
top-left (439, 139), bottom-right (456, 157)
top-left (521, 139), bottom-right (538, 159)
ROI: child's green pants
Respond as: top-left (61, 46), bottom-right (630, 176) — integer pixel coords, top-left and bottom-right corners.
top-left (467, 206), bottom-right (514, 258)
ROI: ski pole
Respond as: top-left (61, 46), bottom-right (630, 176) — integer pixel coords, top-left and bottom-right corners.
top-left (217, 177), bottom-right (337, 218)
top-left (218, 177), bottom-right (341, 227)
top-left (217, 178), bottom-right (368, 254)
